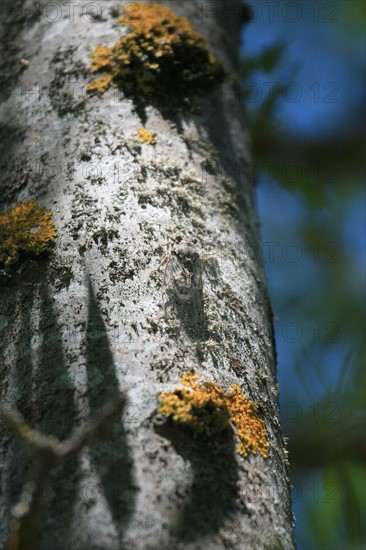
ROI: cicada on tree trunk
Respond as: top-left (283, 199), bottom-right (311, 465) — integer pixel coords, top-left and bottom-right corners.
top-left (156, 240), bottom-right (204, 334)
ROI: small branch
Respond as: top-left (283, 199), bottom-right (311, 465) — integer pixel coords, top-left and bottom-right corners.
top-left (3, 395), bottom-right (124, 550)
top-left (56, 396), bottom-right (125, 458)
top-left (4, 407), bottom-right (59, 456)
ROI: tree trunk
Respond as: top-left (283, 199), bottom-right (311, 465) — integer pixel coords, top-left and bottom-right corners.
top-left (0, 1), bottom-right (295, 549)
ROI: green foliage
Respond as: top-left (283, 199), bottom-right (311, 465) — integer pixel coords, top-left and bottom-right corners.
top-left (305, 463), bottom-right (366, 550)
top-left (241, 43), bottom-right (364, 207)
top-left (239, 42), bottom-right (287, 79)
top-left (241, 4), bottom-right (365, 548)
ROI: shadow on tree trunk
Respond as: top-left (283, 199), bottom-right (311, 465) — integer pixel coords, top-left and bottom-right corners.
top-left (155, 419), bottom-right (239, 545)
top-left (35, 280), bottom-right (78, 549)
top-left (0, 268), bottom-right (137, 548)
top-left (0, 268), bottom-right (79, 548)
top-left (85, 278), bottom-right (137, 548)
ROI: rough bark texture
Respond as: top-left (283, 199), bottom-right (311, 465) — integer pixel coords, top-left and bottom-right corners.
top-left (0, 1), bottom-right (295, 549)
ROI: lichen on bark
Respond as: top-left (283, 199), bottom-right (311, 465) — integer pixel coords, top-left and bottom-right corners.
top-left (0, 1), bottom-right (295, 549)
top-left (159, 371), bottom-right (269, 457)
top-left (0, 201), bottom-right (57, 269)
top-left (87, 2), bottom-right (226, 109)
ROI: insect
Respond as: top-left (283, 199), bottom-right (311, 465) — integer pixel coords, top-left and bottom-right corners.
top-left (154, 239), bottom-right (203, 328)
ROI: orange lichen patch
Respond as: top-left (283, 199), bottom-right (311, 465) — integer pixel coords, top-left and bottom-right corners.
top-left (119, 3), bottom-right (202, 40)
top-left (136, 128), bottom-right (157, 144)
top-left (159, 372), bottom-right (230, 436)
top-left (87, 3), bottom-right (225, 104)
top-left (89, 44), bottom-right (113, 71)
top-left (0, 201), bottom-right (57, 267)
top-left (86, 73), bottom-right (113, 94)
top-left (159, 372), bottom-right (269, 458)
top-left (180, 371), bottom-right (200, 387)
top-left (229, 384), bottom-right (269, 458)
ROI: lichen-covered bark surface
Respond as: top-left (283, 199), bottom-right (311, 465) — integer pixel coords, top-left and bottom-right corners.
top-left (0, 1), bottom-right (295, 549)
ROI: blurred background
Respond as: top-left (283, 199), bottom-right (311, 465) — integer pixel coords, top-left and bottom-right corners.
top-left (240, 1), bottom-right (365, 548)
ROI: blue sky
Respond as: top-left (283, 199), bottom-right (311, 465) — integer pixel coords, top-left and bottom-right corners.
top-left (242, 1), bottom-right (364, 137)
top-left (240, 2), bottom-right (365, 548)
top-left (241, 0), bottom-right (364, 396)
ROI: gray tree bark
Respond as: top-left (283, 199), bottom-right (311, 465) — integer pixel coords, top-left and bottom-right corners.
top-left (0, 1), bottom-right (295, 549)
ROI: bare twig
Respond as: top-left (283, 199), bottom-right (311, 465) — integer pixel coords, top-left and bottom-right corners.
top-left (3, 396), bottom-right (124, 550)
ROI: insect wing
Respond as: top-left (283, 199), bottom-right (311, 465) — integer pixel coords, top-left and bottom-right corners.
top-left (190, 256), bottom-right (203, 294)
top-left (163, 254), bottom-right (185, 290)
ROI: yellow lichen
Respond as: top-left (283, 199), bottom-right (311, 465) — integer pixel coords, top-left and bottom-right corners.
top-left (90, 44), bottom-right (113, 71)
top-left (136, 128), bottom-right (157, 144)
top-left (159, 372), bottom-right (230, 436)
top-left (180, 371), bottom-right (200, 387)
top-left (87, 3), bottom-right (225, 105)
top-left (229, 384), bottom-right (269, 458)
top-left (159, 372), bottom-right (269, 458)
top-left (86, 73), bottom-right (113, 94)
top-left (0, 201), bottom-right (57, 267)
top-left (118, 3), bottom-right (211, 47)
